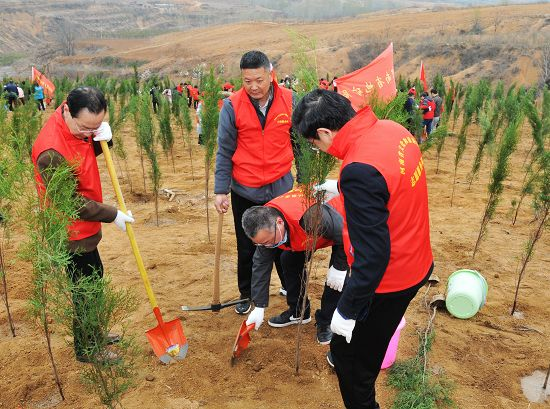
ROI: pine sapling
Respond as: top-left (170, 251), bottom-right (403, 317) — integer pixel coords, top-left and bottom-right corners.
top-left (25, 162), bottom-right (83, 401)
top-left (157, 99), bottom-right (175, 172)
top-left (473, 115), bottom-right (523, 257)
top-left (511, 150), bottom-right (549, 314)
top-left (178, 93), bottom-right (195, 180)
top-left (512, 88), bottom-right (549, 224)
top-left (138, 94), bottom-right (161, 225)
top-left (201, 67), bottom-right (221, 241)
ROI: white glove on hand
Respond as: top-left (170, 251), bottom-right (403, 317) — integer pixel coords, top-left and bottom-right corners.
top-left (92, 122), bottom-right (113, 142)
top-left (114, 210), bottom-right (134, 232)
top-left (330, 309), bottom-right (356, 344)
top-left (314, 179), bottom-right (339, 201)
top-left (326, 266), bottom-right (347, 292)
top-left (246, 307), bottom-right (265, 330)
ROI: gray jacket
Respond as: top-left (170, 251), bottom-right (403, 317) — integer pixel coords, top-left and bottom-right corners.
top-left (251, 202), bottom-right (347, 307)
top-left (214, 90), bottom-right (296, 203)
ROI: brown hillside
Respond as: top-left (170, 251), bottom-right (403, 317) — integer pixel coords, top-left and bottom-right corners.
top-left (58, 3), bottom-right (550, 86)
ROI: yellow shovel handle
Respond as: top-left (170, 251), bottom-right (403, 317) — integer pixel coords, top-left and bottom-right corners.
top-left (100, 140), bottom-right (158, 310)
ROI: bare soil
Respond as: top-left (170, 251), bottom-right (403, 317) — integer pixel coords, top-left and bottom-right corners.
top-left (1, 72), bottom-right (550, 409)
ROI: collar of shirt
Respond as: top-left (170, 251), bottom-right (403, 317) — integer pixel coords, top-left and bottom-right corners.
top-left (251, 86), bottom-right (273, 117)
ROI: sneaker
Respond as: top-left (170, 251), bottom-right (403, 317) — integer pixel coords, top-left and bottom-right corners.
top-left (234, 300), bottom-right (252, 315)
top-left (268, 309), bottom-right (311, 328)
top-left (326, 351), bottom-right (334, 368)
top-left (106, 332), bottom-right (121, 345)
top-left (279, 288), bottom-right (287, 296)
top-left (316, 323), bottom-right (332, 345)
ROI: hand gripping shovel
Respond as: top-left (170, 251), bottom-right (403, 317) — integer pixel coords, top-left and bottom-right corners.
top-left (100, 141), bottom-right (188, 364)
top-left (181, 212), bottom-right (248, 312)
top-left (231, 320), bottom-right (255, 366)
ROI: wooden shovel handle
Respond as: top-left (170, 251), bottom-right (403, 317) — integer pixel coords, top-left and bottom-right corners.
top-left (213, 212), bottom-right (223, 305)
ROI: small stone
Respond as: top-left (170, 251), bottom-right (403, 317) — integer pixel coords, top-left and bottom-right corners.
top-left (494, 273), bottom-right (499, 278)
top-left (515, 354), bottom-right (526, 360)
top-left (253, 363), bottom-right (262, 372)
top-left (145, 374), bottom-right (155, 381)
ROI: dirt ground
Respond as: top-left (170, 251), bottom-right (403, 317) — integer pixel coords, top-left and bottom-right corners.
top-left (0, 103), bottom-right (549, 409)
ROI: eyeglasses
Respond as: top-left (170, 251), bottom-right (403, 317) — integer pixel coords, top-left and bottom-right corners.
top-left (73, 119), bottom-right (101, 135)
top-left (254, 220), bottom-right (280, 248)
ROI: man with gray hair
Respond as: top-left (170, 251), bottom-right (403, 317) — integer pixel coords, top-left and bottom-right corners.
top-left (241, 188), bottom-right (348, 346)
top-left (214, 50), bottom-right (295, 315)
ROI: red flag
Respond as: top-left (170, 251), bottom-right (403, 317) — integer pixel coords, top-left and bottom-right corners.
top-left (420, 61), bottom-right (428, 92)
top-left (336, 43), bottom-right (397, 111)
top-left (31, 67), bottom-right (56, 99)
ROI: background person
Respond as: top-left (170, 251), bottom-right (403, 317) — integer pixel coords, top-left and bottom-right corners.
top-left (33, 82), bottom-right (46, 111)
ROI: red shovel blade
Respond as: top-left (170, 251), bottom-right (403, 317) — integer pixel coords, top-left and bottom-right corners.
top-left (146, 318), bottom-right (188, 364)
top-left (231, 320), bottom-right (255, 362)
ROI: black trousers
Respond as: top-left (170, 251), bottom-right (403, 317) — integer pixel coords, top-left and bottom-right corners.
top-left (281, 250), bottom-right (340, 323)
top-left (67, 248), bottom-right (104, 357)
top-left (330, 286), bottom-right (421, 409)
top-left (231, 190), bottom-right (285, 299)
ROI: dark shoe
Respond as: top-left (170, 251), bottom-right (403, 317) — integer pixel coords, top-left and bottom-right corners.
top-left (326, 351), bottom-right (334, 368)
top-left (268, 309), bottom-right (311, 328)
top-left (235, 300), bottom-right (251, 315)
top-left (106, 332), bottom-right (121, 345)
top-left (316, 323), bottom-right (332, 345)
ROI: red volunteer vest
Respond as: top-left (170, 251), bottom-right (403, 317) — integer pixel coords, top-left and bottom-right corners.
top-left (266, 188), bottom-right (344, 252)
top-left (328, 107), bottom-right (433, 293)
top-left (31, 106), bottom-right (103, 241)
top-left (230, 82), bottom-right (293, 188)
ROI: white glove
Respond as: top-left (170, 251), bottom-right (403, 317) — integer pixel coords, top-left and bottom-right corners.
top-left (92, 122), bottom-right (112, 142)
top-left (246, 307), bottom-right (265, 330)
top-left (114, 210), bottom-right (134, 232)
top-left (314, 179), bottom-right (339, 201)
top-left (330, 309), bottom-right (356, 344)
top-left (326, 266), bottom-right (347, 292)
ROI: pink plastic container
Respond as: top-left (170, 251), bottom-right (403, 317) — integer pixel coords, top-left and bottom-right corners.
top-left (381, 316), bottom-right (406, 369)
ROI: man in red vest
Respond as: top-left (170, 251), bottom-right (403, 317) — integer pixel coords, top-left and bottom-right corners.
top-left (241, 188), bottom-right (348, 345)
top-left (214, 50), bottom-right (295, 315)
top-left (292, 89), bottom-right (433, 409)
top-left (31, 86), bottom-right (135, 363)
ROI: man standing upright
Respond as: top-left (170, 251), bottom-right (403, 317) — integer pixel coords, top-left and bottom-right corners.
top-left (293, 89), bottom-right (433, 409)
top-left (214, 50), bottom-right (294, 315)
top-left (430, 88), bottom-right (443, 130)
top-left (31, 86), bottom-right (135, 362)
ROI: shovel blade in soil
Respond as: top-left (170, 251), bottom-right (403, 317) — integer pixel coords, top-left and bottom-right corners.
top-left (231, 320), bottom-right (255, 363)
top-left (146, 318), bottom-right (188, 363)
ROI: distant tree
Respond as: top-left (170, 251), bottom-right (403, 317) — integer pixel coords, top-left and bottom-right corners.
top-left (539, 42), bottom-right (550, 89)
top-left (54, 18), bottom-right (78, 56)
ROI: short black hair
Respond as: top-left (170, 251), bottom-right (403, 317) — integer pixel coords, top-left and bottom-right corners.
top-left (292, 89), bottom-right (356, 140)
top-left (430, 88), bottom-right (438, 94)
top-left (66, 86), bottom-right (107, 118)
top-left (240, 50), bottom-right (270, 70)
top-left (242, 206), bottom-right (280, 239)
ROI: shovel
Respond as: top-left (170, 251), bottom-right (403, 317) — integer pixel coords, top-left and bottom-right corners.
top-left (181, 212), bottom-right (248, 312)
top-left (100, 140), bottom-right (188, 364)
top-left (231, 320), bottom-right (255, 365)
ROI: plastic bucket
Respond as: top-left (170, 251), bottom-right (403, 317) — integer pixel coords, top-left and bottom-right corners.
top-left (381, 317), bottom-right (406, 369)
top-left (445, 269), bottom-right (488, 319)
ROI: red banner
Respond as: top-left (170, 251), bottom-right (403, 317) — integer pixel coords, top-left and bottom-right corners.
top-left (31, 67), bottom-right (55, 99)
top-left (336, 42), bottom-right (396, 111)
top-left (420, 61), bottom-right (428, 92)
